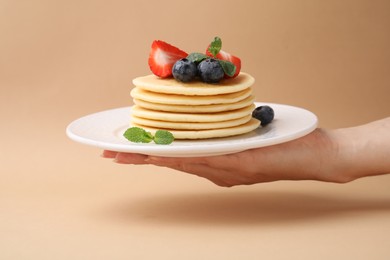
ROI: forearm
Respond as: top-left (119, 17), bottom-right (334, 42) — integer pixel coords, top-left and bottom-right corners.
top-left (332, 117), bottom-right (390, 182)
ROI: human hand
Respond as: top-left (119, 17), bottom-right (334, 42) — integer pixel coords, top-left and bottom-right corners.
top-left (102, 128), bottom-right (351, 187)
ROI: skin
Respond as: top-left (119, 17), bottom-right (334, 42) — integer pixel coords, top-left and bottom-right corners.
top-left (102, 117), bottom-right (390, 187)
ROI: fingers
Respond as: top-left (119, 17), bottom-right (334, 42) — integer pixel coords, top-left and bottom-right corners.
top-left (102, 150), bottom-right (149, 164)
top-left (146, 156), bottom-right (209, 167)
top-left (146, 156), bottom-right (209, 174)
top-left (146, 156), bottom-right (238, 187)
top-left (115, 153), bottom-right (149, 164)
top-left (102, 150), bottom-right (118, 158)
top-left (101, 151), bottom-right (246, 186)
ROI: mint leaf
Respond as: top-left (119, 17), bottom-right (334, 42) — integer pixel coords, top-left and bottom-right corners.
top-left (187, 53), bottom-right (208, 63)
top-left (123, 127), bottom-right (174, 145)
top-left (123, 127), bottom-right (153, 143)
top-left (208, 36), bottom-right (222, 57)
top-left (154, 130), bottom-right (174, 145)
top-left (218, 60), bottom-right (236, 77)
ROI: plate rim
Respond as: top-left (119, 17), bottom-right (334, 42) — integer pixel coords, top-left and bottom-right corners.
top-left (66, 102), bottom-right (318, 157)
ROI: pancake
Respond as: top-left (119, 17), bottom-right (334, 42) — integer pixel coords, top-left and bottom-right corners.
top-left (131, 104), bottom-right (256, 123)
top-left (130, 87), bottom-right (253, 105)
top-left (132, 118), bottom-right (261, 139)
top-left (132, 72), bottom-right (255, 96)
top-left (128, 72), bottom-right (260, 140)
top-left (131, 114), bottom-right (252, 130)
top-left (132, 95), bottom-right (255, 113)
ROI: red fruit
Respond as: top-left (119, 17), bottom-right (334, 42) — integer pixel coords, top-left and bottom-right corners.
top-left (148, 40), bottom-right (188, 78)
top-left (206, 45), bottom-right (241, 78)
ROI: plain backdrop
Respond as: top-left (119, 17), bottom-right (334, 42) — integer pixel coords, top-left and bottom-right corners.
top-left (1, 0), bottom-right (389, 128)
top-left (0, 1), bottom-right (389, 259)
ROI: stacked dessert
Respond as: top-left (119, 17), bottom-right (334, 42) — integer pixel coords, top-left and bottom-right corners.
top-left (129, 37), bottom-right (261, 140)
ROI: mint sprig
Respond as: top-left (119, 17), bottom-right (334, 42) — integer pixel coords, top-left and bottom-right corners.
top-left (208, 36), bottom-right (236, 77)
top-left (186, 52), bottom-right (208, 63)
top-left (186, 36), bottom-right (238, 80)
top-left (123, 127), bottom-right (153, 143)
top-left (154, 130), bottom-right (175, 145)
top-left (218, 60), bottom-right (236, 77)
top-left (123, 127), bottom-right (174, 145)
top-left (208, 36), bottom-right (222, 57)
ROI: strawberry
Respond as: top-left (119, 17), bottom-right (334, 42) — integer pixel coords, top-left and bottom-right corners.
top-left (206, 45), bottom-right (241, 78)
top-left (148, 40), bottom-right (188, 78)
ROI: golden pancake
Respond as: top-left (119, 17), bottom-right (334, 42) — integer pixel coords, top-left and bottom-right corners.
top-left (131, 114), bottom-right (252, 130)
top-left (132, 95), bottom-right (255, 113)
top-left (130, 87), bottom-right (252, 105)
top-left (129, 71), bottom-right (259, 140)
top-left (131, 104), bottom-right (256, 123)
top-left (132, 72), bottom-right (255, 96)
top-left (131, 118), bottom-right (261, 139)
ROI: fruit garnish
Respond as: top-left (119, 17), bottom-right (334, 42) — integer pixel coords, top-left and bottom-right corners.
top-left (206, 37), bottom-right (241, 78)
top-left (123, 127), bottom-right (174, 145)
top-left (172, 58), bottom-right (198, 82)
top-left (252, 106), bottom-right (275, 126)
top-left (186, 37), bottom-right (238, 81)
top-left (148, 40), bottom-right (188, 78)
top-left (186, 53), bottom-right (208, 63)
top-left (148, 37), bottom-right (240, 83)
top-left (197, 58), bottom-right (224, 83)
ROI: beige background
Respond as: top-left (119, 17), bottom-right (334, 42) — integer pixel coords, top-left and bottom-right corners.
top-left (1, 0), bottom-right (390, 259)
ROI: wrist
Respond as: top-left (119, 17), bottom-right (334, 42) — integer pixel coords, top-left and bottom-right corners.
top-left (323, 128), bottom-right (359, 183)
top-left (303, 128), bottom-right (355, 183)
top-left (329, 118), bottom-right (390, 182)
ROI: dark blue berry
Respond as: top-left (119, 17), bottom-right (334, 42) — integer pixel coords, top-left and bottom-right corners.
top-left (197, 58), bottom-right (224, 83)
top-left (172, 58), bottom-right (198, 82)
top-left (252, 105), bottom-right (274, 126)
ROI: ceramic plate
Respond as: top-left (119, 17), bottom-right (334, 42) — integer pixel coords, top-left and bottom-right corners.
top-left (66, 102), bottom-right (318, 157)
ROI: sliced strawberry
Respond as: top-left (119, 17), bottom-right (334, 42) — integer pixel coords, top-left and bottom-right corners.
top-left (206, 45), bottom-right (241, 78)
top-left (148, 40), bottom-right (188, 78)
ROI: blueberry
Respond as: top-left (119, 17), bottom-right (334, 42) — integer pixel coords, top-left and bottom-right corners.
top-left (172, 58), bottom-right (198, 82)
top-left (252, 105), bottom-right (274, 126)
top-left (197, 58), bottom-right (224, 83)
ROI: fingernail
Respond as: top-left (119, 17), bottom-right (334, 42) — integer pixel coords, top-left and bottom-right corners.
top-left (113, 157), bottom-right (121, 163)
top-left (146, 156), bottom-right (161, 162)
top-left (114, 154), bottom-right (125, 164)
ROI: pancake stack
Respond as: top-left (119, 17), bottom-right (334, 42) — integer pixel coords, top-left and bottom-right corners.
top-left (130, 72), bottom-right (260, 139)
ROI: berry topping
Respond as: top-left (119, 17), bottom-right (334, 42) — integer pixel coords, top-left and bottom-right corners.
top-left (197, 58), bottom-right (224, 83)
top-left (147, 37), bottom-right (240, 83)
top-left (148, 40), bottom-right (188, 78)
top-left (172, 58), bottom-right (198, 82)
top-left (215, 50), bottom-right (241, 78)
top-left (252, 105), bottom-right (275, 126)
top-left (206, 45), bottom-right (241, 78)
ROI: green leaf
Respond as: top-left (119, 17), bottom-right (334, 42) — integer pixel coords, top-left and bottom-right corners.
top-left (123, 127), bottom-right (153, 143)
top-left (154, 130), bottom-right (175, 145)
top-left (187, 53), bottom-right (208, 63)
top-left (218, 60), bottom-right (236, 77)
top-left (208, 36), bottom-right (222, 57)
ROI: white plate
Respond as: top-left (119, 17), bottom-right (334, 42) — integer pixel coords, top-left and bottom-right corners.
top-left (66, 102), bottom-right (318, 157)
